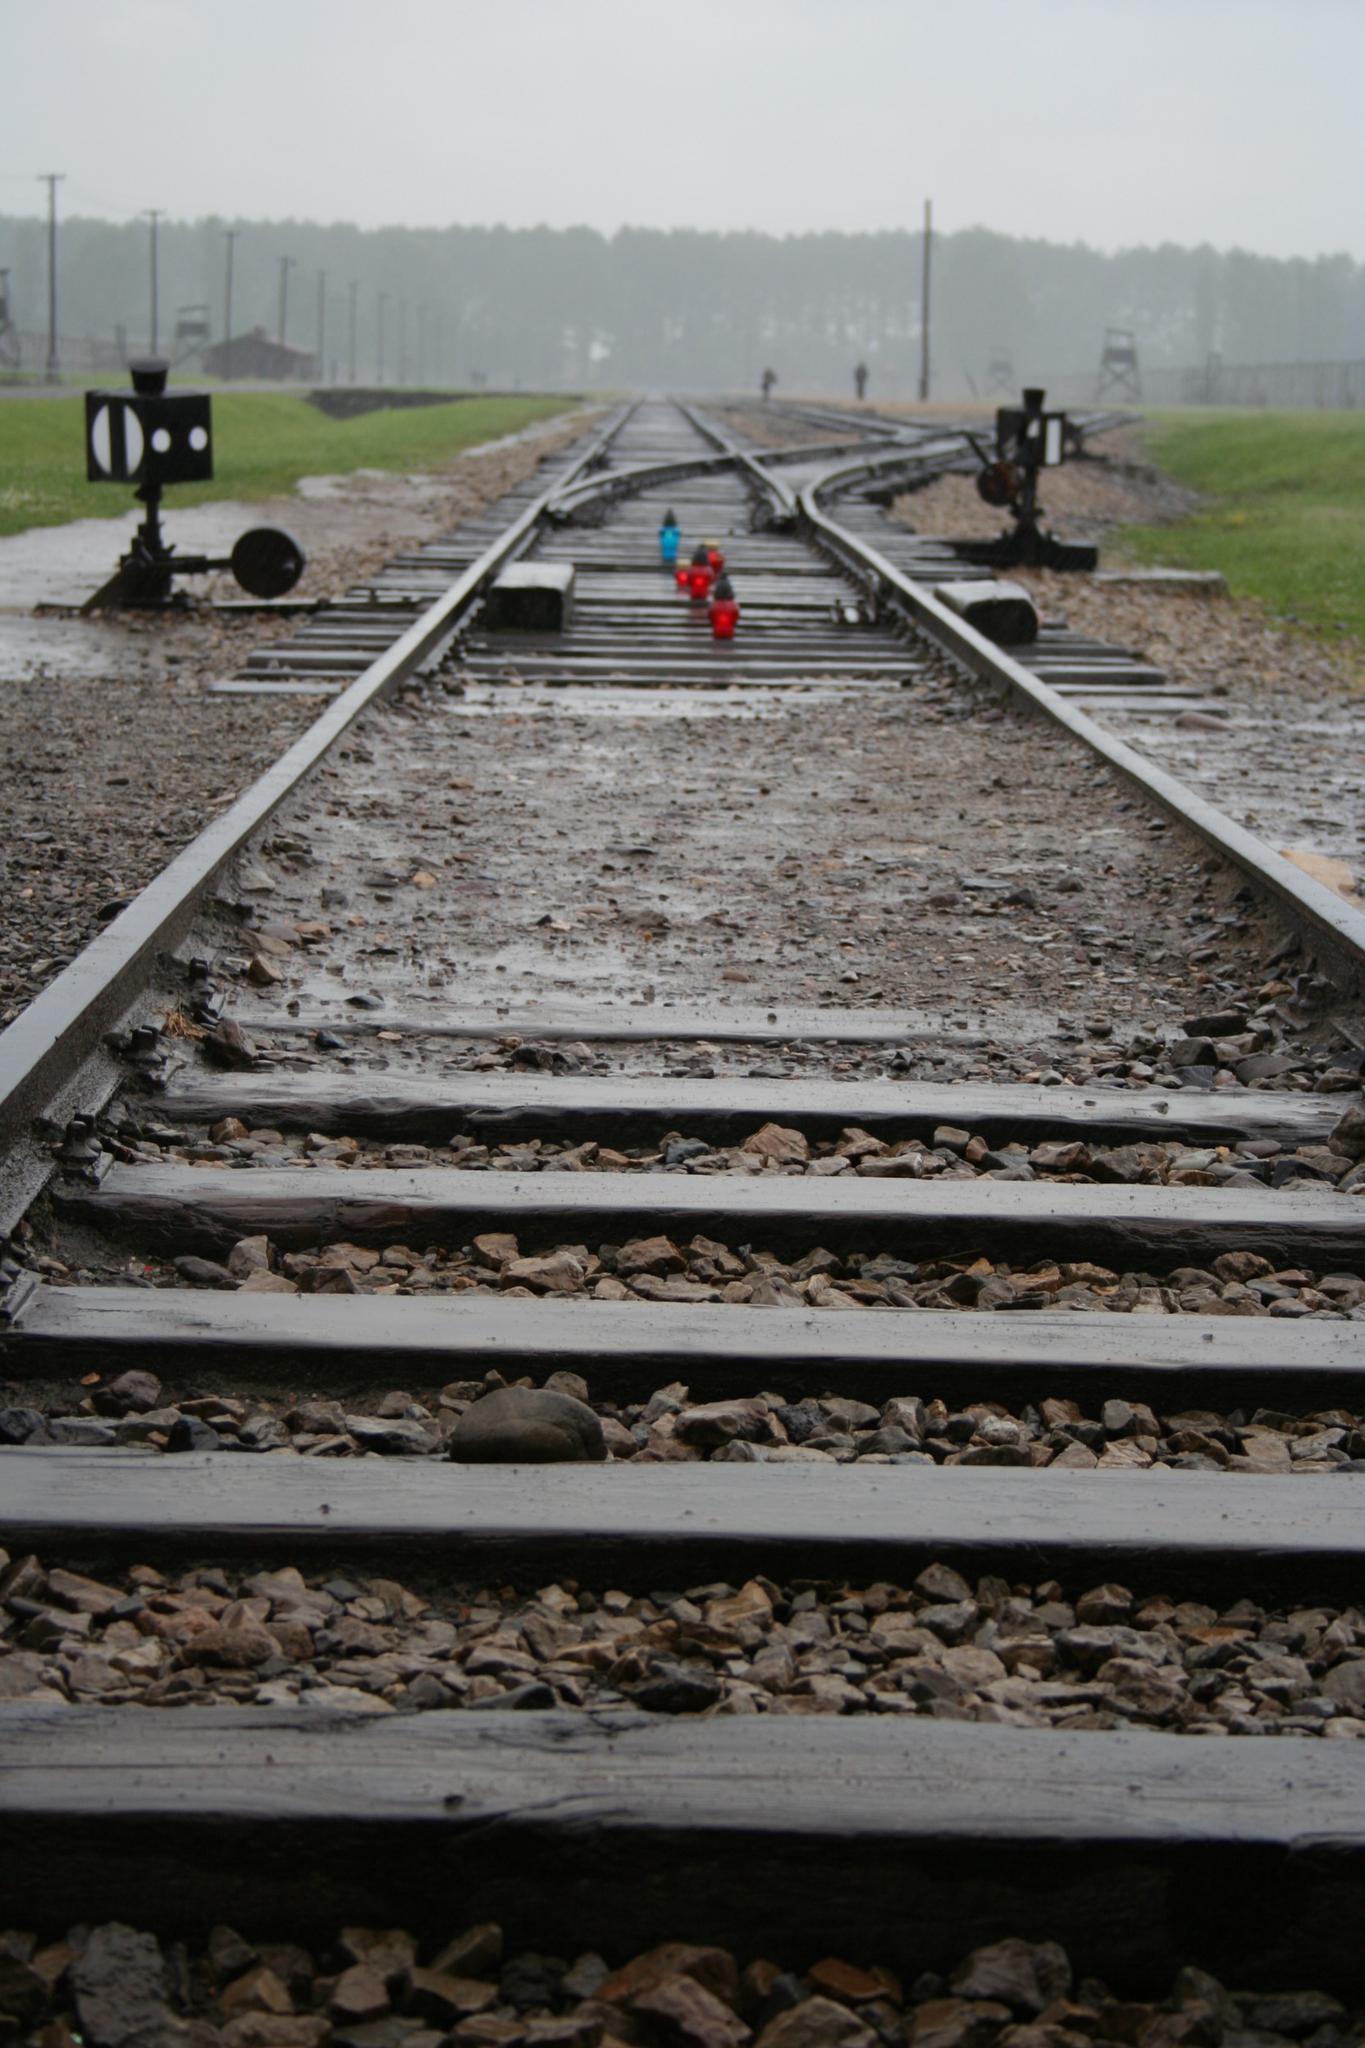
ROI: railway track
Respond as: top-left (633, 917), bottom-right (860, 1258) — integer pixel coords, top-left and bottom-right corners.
top-left (3, 396), bottom-right (1365, 2007)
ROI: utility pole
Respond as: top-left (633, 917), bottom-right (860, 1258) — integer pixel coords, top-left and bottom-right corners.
top-left (144, 209), bottom-right (163, 355)
top-left (377, 291), bottom-right (388, 383)
top-left (918, 197), bottom-right (932, 404)
top-left (39, 172), bottom-right (64, 383)
top-left (347, 279), bottom-right (358, 383)
top-left (277, 255), bottom-right (295, 347)
top-left (222, 228), bottom-right (239, 372)
top-left (398, 299), bottom-right (408, 386)
top-left (315, 268), bottom-right (326, 383)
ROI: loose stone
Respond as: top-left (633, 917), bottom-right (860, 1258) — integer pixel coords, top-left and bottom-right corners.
top-left (448, 1388), bottom-right (607, 1464)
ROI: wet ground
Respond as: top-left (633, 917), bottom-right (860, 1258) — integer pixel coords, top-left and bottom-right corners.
top-left (0, 410), bottom-right (594, 615)
top-left (0, 414), bottom-right (598, 1026)
top-left (890, 433), bottom-right (1365, 894)
top-left (204, 658), bottom-right (1303, 1070)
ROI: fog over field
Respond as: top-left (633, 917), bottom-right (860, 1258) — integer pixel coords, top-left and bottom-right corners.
top-left (2, 214), bottom-right (1361, 398)
top-left (4, 0), bottom-right (1361, 394)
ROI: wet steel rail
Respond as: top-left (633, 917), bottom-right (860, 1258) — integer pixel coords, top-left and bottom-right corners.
top-left (2, 396), bottom-right (1365, 1987)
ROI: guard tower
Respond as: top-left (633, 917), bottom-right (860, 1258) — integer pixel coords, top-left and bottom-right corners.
top-left (173, 303), bottom-right (212, 361)
top-left (1096, 326), bottom-right (1141, 402)
top-left (985, 345), bottom-right (1015, 397)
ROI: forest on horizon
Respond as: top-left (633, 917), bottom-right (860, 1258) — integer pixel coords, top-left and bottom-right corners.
top-left (2, 213), bottom-right (1362, 396)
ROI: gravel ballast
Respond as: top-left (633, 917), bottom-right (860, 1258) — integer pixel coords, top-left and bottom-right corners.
top-left (129, 646), bottom-right (1360, 1100)
top-left (6, 1346), bottom-right (1365, 1465)
top-left (889, 427), bottom-right (1365, 892)
top-left (4, 1544), bottom-right (1365, 1732)
top-left (85, 1104), bottom-right (1365, 1194)
top-left (0, 415), bottom-right (598, 1030)
top-left (0, 1922), bottom-right (1357, 2048)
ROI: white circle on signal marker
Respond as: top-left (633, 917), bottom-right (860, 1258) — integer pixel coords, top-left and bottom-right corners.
top-left (189, 425), bottom-right (208, 452)
top-left (90, 405), bottom-right (111, 473)
top-left (151, 427), bottom-right (172, 453)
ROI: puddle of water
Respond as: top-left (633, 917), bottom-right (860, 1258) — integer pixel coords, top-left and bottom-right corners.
top-left (0, 613), bottom-right (171, 683)
top-left (0, 498), bottom-right (279, 608)
top-left (0, 408), bottom-right (596, 609)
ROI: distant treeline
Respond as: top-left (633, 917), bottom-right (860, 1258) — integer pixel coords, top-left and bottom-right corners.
top-left (2, 212), bottom-right (1362, 396)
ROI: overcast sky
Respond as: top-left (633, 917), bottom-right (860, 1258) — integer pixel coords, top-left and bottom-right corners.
top-left (5, 0), bottom-right (1361, 260)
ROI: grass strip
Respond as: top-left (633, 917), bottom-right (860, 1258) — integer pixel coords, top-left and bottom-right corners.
top-left (1119, 409), bottom-right (1365, 652)
top-left (0, 392), bottom-right (576, 537)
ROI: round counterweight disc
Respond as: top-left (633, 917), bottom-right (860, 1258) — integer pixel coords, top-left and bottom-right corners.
top-left (976, 460), bottom-right (1019, 509)
top-left (231, 526), bottom-right (306, 598)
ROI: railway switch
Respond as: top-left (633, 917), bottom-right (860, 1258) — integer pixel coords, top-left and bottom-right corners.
top-left (81, 359), bottom-right (306, 609)
top-left (962, 386), bottom-right (1098, 572)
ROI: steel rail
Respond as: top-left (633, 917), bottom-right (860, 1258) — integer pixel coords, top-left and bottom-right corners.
top-left (0, 404), bottom-right (637, 1211)
top-left (756, 426), bottom-right (994, 510)
top-left (0, 402), bottom-right (942, 1227)
top-left (547, 448), bottom-right (740, 519)
top-left (751, 436), bottom-right (926, 468)
top-left (9, 392), bottom-right (1359, 1990)
top-left (544, 434), bottom-right (892, 523)
top-left (759, 397), bottom-right (908, 440)
top-left (674, 401), bottom-right (800, 520)
top-left (795, 452), bottom-right (1365, 989)
top-left (676, 404), bottom-right (963, 512)
top-left (7, 398), bottom-right (1353, 1228)
top-left (0, 401), bottom-right (903, 1222)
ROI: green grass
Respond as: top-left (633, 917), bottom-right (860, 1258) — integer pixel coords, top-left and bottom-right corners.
top-left (1119, 409), bottom-right (1365, 651)
top-left (0, 393), bottom-right (577, 536)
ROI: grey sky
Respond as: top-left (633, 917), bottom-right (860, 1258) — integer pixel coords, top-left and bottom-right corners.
top-left (5, 0), bottom-right (1362, 259)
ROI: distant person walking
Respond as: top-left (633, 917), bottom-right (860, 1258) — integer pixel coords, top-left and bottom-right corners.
top-left (854, 361), bottom-right (868, 401)
top-left (761, 367), bottom-right (777, 402)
